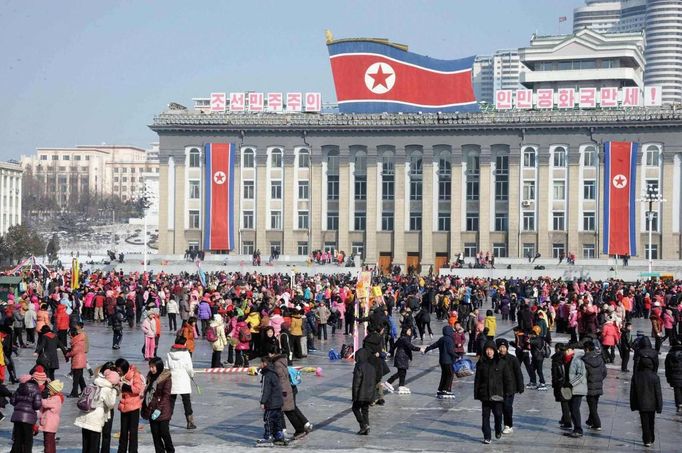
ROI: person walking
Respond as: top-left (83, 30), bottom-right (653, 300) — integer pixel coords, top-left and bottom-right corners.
top-left (166, 298), bottom-right (178, 332)
top-left (551, 343), bottom-right (573, 430)
top-left (619, 322), bottom-right (634, 372)
top-left (257, 356), bottom-right (287, 445)
top-left (116, 358), bottom-right (145, 453)
top-left (142, 357), bottom-right (175, 453)
top-left (66, 328), bottom-right (88, 398)
top-left (351, 348), bottom-right (376, 435)
top-left (474, 341), bottom-right (512, 444)
top-left (630, 353), bottom-right (663, 447)
top-left (664, 341), bottom-right (682, 413)
top-left (600, 319), bottom-right (620, 364)
top-left (582, 340), bottom-right (607, 431)
top-left (270, 351), bottom-right (310, 439)
top-left (209, 314), bottom-right (227, 368)
top-left (383, 327), bottom-right (421, 394)
top-left (425, 325), bottom-right (458, 398)
top-left (529, 326), bottom-right (548, 390)
top-left (34, 326), bottom-right (67, 380)
top-left (496, 338), bottom-right (524, 435)
top-left (9, 374), bottom-right (42, 453)
top-left (563, 344), bottom-right (587, 439)
top-left (165, 336), bottom-right (196, 429)
top-left (74, 370), bottom-right (120, 453)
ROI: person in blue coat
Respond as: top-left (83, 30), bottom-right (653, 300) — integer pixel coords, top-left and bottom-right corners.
top-left (424, 325), bottom-right (457, 397)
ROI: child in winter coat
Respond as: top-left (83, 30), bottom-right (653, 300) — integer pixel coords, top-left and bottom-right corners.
top-left (39, 379), bottom-right (64, 453)
top-left (258, 356), bottom-right (287, 446)
top-left (384, 327), bottom-right (421, 393)
top-left (484, 310), bottom-right (497, 340)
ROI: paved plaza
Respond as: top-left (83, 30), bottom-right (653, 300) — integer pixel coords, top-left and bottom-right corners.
top-left (1, 315), bottom-right (681, 453)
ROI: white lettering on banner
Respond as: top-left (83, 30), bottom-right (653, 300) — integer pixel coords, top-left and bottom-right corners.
top-left (210, 93), bottom-right (226, 112)
top-left (229, 93), bottom-right (245, 112)
top-left (495, 86), bottom-right (660, 110)
top-left (495, 90), bottom-right (512, 110)
top-left (266, 92), bottom-right (283, 112)
top-left (644, 86), bottom-right (662, 107)
top-left (286, 92), bottom-right (302, 112)
top-left (248, 92), bottom-right (264, 112)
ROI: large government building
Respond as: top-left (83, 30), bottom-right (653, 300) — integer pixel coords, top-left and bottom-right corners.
top-left (150, 105), bottom-right (682, 271)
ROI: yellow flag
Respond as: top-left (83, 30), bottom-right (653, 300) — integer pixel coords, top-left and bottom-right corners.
top-left (71, 258), bottom-right (79, 290)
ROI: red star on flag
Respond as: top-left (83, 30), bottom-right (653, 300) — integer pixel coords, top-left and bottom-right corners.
top-left (368, 65), bottom-right (392, 89)
top-left (614, 175), bottom-right (625, 187)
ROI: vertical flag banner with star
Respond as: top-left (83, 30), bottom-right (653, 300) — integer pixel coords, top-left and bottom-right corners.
top-left (203, 143), bottom-right (236, 251)
top-left (603, 141), bottom-right (638, 256)
top-left (327, 38), bottom-right (478, 113)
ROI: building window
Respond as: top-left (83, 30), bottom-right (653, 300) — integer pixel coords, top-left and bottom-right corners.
top-left (351, 242), bottom-right (364, 257)
top-left (63, 155), bottom-right (70, 161)
top-left (583, 180), bottom-right (596, 200)
top-left (243, 210), bottom-right (254, 229)
top-left (327, 212), bottom-right (339, 230)
top-left (40, 155), bottom-right (47, 160)
top-left (583, 212), bottom-right (596, 231)
top-left (553, 147), bottom-right (566, 167)
top-left (298, 181), bottom-right (309, 200)
top-left (523, 212), bottom-right (535, 231)
top-left (493, 243), bottom-right (507, 258)
top-left (297, 210), bottom-right (309, 229)
top-left (646, 211), bottom-right (659, 232)
top-left (438, 212), bottom-right (450, 231)
top-left (354, 212), bottom-right (366, 231)
top-left (271, 149), bottom-right (283, 168)
top-left (645, 243), bottom-right (658, 260)
top-left (552, 212), bottom-right (565, 230)
top-left (52, 155), bottom-right (58, 160)
top-left (466, 154), bottom-right (480, 201)
top-left (189, 180), bottom-right (200, 199)
top-left (583, 244), bottom-right (595, 259)
top-left (354, 176), bottom-right (367, 200)
top-left (114, 177), bottom-right (119, 183)
top-left (438, 179), bottom-right (451, 201)
top-left (410, 180), bottom-right (422, 201)
top-left (270, 242), bottom-right (282, 254)
top-left (495, 213), bottom-right (508, 231)
top-left (381, 212), bottom-right (394, 231)
top-left (327, 176), bottom-right (339, 200)
top-left (74, 155), bottom-right (81, 161)
top-left (298, 150), bottom-right (310, 168)
top-left (189, 148), bottom-right (201, 167)
top-left (270, 210), bottom-right (282, 229)
top-left (271, 181), bottom-right (282, 199)
top-left (242, 180), bottom-right (254, 200)
top-left (495, 155), bottom-right (509, 201)
top-left (243, 149), bottom-right (255, 168)
top-left (464, 243), bottom-right (477, 258)
top-left (188, 210), bottom-right (200, 229)
top-left (466, 179), bottom-right (479, 200)
top-left (242, 240), bottom-right (255, 255)
top-left (523, 148), bottom-right (536, 167)
top-left (583, 147), bottom-right (596, 167)
top-left (466, 213), bottom-right (479, 231)
top-left (324, 242), bottom-right (336, 253)
top-left (382, 176), bottom-right (394, 200)
top-left (409, 213), bottom-right (422, 231)
top-left (645, 146), bottom-right (660, 167)
top-left (297, 241), bottom-right (309, 256)
top-left (553, 181), bottom-right (566, 200)
top-left (522, 243), bottom-right (536, 259)
top-left (552, 243), bottom-right (565, 259)
top-left (523, 181), bottom-right (535, 201)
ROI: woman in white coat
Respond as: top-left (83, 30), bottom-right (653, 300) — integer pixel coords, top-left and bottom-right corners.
top-left (165, 335), bottom-right (196, 429)
top-left (74, 370), bottom-right (120, 453)
top-left (209, 314), bottom-right (228, 368)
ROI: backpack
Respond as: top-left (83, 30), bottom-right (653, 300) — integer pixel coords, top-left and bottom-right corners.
top-left (542, 341), bottom-right (552, 358)
top-left (340, 343), bottom-right (354, 359)
top-left (453, 356), bottom-right (475, 378)
top-left (77, 383), bottom-right (101, 412)
top-left (287, 366), bottom-right (302, 386)
top-left (205, 326), bottom-right (218, 343)
top-left (328, 349), bottom-right (341, 361)
top-left (239, 326), bottom-right (252, 343)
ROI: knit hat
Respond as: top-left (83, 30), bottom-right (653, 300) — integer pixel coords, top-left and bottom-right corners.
top-left (47, 380), bottom-right (64, 394)
top-left (532, 325), bottom-right (542, 336)
top-left (104, 369), bottom-right (121, 386)
top-left (32, 366), bottom-right (48, 386)
top-left (495, 338), bottom-right (509, 349)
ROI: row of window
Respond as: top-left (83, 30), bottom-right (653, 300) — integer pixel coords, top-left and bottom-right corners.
top-left (113, 167), bottom-right (152, 173)
top-left (240, 240), bottom-right (365, 257)
top-left (40, 155), bottom-right (91, 161)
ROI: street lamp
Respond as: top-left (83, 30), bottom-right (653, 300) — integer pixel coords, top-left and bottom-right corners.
top-left (638, 183), bottom-right (665, 274)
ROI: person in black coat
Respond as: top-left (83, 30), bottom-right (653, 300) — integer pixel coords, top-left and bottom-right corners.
top-left (10, 375), bottom-right (42, 453)
top-left (362, 326), bottom-right (387, 405)
top-left (425, 325), bottom-right (458, 396)
top-left (259, 356), bottom-right (285, 444)
top-left (474, 341), bottom-right (513, 444)
top-left (664, 343), bottom-right (682, 413)
top-left (550, 343), bottom-right (572, 429)
top-left (518, 303), bottom-right (533, 333)
top-left (633, 334), bottom-right (659, 373)
top-left (582, 340), bottom-right (607, 431)
top-left (352, 348), bottom-right (376, 435)
top-left (384, 327), bottom-right (421, 392)
top-left (496, 338), bottom-right (524, 434)
top-left (34, 326), bottom-right (67, 380)
top-left (630, 354), bottom-right (663, 447)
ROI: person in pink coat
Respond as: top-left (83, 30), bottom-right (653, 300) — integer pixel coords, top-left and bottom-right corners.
top-left (66, 329), bottom-right (88, 397)
top-left (269, 309), bottom-right (284, 337)
top-left (234, 318), bottom-right (251, 367)
top-left (40, 379), bottom-right (64, 453)
top-left (601, 319), bottom-right (621, 364)
top-left (141, 311), bottom-right (157, 360)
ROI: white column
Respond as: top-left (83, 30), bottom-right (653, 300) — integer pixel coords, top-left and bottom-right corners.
top-left (16, 174), bottom-right (22, 226)
top-left (0, 173), bottom-right (5, 234)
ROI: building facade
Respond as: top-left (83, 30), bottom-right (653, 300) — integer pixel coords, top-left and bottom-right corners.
top-left (20, 145), bottom-right (159, 207)
top-left (0, 161), bottom-right (23, 235)
top-left (573, 0), bottom-right (647, 34)
top-left (151, 107), bottom-right (682, 270)
top-left (474, 50), bottom-right (527, 105)
top-left (519, 29), bottom-right (644, 90)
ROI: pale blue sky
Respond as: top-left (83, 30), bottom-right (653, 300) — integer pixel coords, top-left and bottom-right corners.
top-left (0, 0), bottom-right (582, 160)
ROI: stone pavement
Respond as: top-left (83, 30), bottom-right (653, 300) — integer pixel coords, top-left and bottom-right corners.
top-left (2, 315), bottom-right (681, 453)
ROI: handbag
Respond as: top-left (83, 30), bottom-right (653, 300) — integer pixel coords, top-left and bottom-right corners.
top-left (560, 387), bottom-right (573, 400)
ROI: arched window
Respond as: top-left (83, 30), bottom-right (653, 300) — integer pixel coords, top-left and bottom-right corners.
top-left (553, 146), bottom-right (567, 167)
top-left (409, 153), bottom-right (423, 176)
top-left (582, 145), bottom-right (597, 167)
top-left (188, 148), bottom-right (201, 168)
top-left (645, 145), bottom-right (661, 167)
top-left (242, 148), bottom-right (255, 168)
top-left (271, 148), bottom-right (283, 168)
top-left (522, 147), bottom-right (536, 167)
top-left (298, 149), bottom-right (310, 168)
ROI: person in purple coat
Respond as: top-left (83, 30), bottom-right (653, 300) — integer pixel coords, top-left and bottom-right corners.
top-left (197, 298), bottom-right (213, 338)
top-left (10, 374), bottom-right (42, 453)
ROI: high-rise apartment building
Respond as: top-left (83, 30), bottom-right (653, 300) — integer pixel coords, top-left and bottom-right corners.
top-left (573, 0), bottom-right (647, 33)
top-left (473, 50), bottom-right (527, 104)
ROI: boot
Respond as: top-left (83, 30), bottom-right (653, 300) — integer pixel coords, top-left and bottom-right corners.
top-left (186, 414), bottom-right (197, 430)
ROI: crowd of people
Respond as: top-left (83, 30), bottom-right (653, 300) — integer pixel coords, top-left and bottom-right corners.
top-left (1, 267), bottom-right (682, 450)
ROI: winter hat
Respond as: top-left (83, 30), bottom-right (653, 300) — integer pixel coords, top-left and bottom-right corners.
top-left (32, 366), bottom-right (48, 386)
top-left (47, 380), bottom-right (64, 394)
top-left (495, 338), bottom-right (509, 349)
top-left (104, 369), bottom-right (121, 386)
top-left (532, 325), bottom-right (542, 336)
top-left (19, 374), bottom-right (33, 384)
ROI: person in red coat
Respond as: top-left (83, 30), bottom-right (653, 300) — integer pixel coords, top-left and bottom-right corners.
top-left (66, 329), bottom-right (87, 397)
top-left (55, 305), bottom-right (70, 347)
top-left (600, 319), bottom-right (621, 364)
